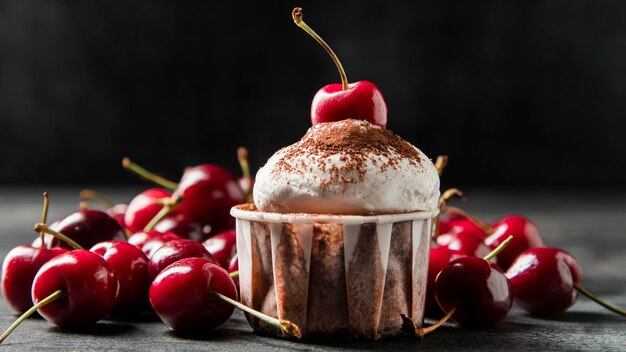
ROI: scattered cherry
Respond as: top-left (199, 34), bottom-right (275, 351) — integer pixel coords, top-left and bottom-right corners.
top-left (485, 215), bottom-right (543, 271)
top-left (436, 230), bottom-right (492, 259)
top-left (91, 240), bottom-right (151, 312)
top-left (172, 164), bottom-right (244, 231)
top-left (434, 256), bottom-right (512, 327)
top-left (154, 212), bottom-right (213, 242)
top-left (140, 232), bottom-right (184, 259)
top-left (148, 239), bottom-right (218, 281)
top-left (292, 7), bottom-right (387, 128)
top-left (124, 188), bottom-right (173, 233)
top-left (506, 247), bottom-right (626, 317)
top-left (202, 230), bottom-right (236, 268)
top-left (34, 209), bottom-right (126, 250)
top-left (1, 193), bottom-right (68, 314)
top-left (0, 250), bottom-right (119, 343)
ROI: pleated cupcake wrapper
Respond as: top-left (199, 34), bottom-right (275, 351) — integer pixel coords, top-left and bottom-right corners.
top-left (231, 206), bottom-right (437, 340)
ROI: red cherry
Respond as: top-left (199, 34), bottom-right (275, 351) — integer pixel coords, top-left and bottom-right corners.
top-left (124, 188), bottom-right (172, 233)
top-left (311, 81), bottom-right (387, 128)
top-left (485, 215), bottom-right (543, 271)
top-left (33, 210), bottom-right (126, 250)
top-left (1, 245), bottom-right (68, 314)
top-left (148, 239), bottom-right (218, 281)
top-left (506, 247), bottom-right (583, 316)
top-left (445, 218), bottom-right (489, 239)
top-left (435, 256), bottom-right (513, 327)
top-left (31, 250), bottom-right (119, 327)
top-left (173, 165), bottom-right (244, 230)
top-left (140, 232), bottom-right (183, 259)
top-left (106, 203), bottom-right (128, 229)
top-left (202, 230), bottom-right (236, 268)
top-left (149, 258), bottom-right (237, 332)
top-left (437, 231), bottom-right (492, 259)
top-left (153, 212), bottom-right (213, 242)
top-left (90, 240), bottom-right (150, 312)
top-left (425, 247), bottom-right (466, 317)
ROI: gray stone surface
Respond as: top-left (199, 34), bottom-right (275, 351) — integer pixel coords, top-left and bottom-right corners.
top-left (0, 187), bottom-right (625, 351)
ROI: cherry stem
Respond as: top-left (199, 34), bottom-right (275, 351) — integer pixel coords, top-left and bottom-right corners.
top-left (292, 7), bottom-right (349, 91)
top-left (142, 196), bottom-right (182, 232)
top-left (434, 155), bottom-right (449, 176)
top-left (237, 147), bottom-right (253, 203)
top-left (483, 235), bottom-right (513, 262)
top-left (416, 307), bottom-right (457, 337)
top-left (79, 189), bottom-right (114, 209)
top-left (211, 291), bottom-right (301, 338)
top-left (122, 157), bottom-right (178, 191)
top-left (438, 188), bottom-right (465, 208)
top-left (0, 289), bottom-right (64, 344)
top-left (34, 224), bottom-right (83, 250)
top-left (229, 271), bottom-right (239, 279)
top-left (39, 192), bottom-right (50, 249)
top-left (574, 284), bottom-right (626, 317)
top-left (433, 188), bottom-right (465, 240)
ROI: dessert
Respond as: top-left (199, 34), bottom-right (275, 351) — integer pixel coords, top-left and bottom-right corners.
top-left (230, 7), bottom-right (440, 341)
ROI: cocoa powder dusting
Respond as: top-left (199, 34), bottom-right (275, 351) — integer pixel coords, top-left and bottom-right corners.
top-left (272, 120), bottom-right (422, 192)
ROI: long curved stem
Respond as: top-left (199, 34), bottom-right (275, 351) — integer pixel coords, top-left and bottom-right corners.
top-left (122, 157), bottom-right (178, 191)
top-left (416, 307), bottom-right (457, 337)
top-left (0, 289), bottom-right (64, 343)
top-left (434, 155), bottom-right (449, 176)
top-left (574, 284), bottom-right (626, 316)
top-left (79, 189), bottom-right (114, 208)
top-left (39, 192), bottom-right (50, 249)
top-left (292, 7), bottom-right (349, 90)
top-left (211, 291), bottom-right (301, 338)
top-left (237, 147), bottom-right (253, 203)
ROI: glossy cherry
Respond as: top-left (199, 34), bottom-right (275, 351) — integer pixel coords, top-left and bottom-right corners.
top-left (443, 218), bottom-right (489, 239)
top-left (425, 247), bottom-right (466, 317)
top-left (1, 193), bottom-right (69, 314)
top-left (34, 209), bottom-right (126, 250)
top-left (1, 245), bottom-right (68, 314)
top-left (292, 8), bottom-right (387, 128)
top-left (202, 230), bottom-right (236, 268)
top-left (154, 212), bottom-right (213, 242)
top-left (149, 257), bottom-right (237, 332)
top-left (485, 215), bottom-right (543, 271)
top-left (436, 231), bottom-right (492, 259)
top-left (435, 256), bottom-right (513, 327)
top-left (311, 81), bottom-right (387, 127)
top-left (106, 203), bottom-right (129, 229)
top-left (140, 232), bottom-right (183, 259)
top-left (172, 164), bottom-right (244, 230)
top-left (124, 188), bottom-right (173, 233)
top-left (506, 247), bottom-right (582, 316)
top-left (33, 250), bottom-right (119, 326)
top-left (91, 240), bottom-right (150, 312)
top-left (148, 239), bottom-right (217, 281)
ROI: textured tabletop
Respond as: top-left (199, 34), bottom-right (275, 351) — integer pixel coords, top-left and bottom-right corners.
top-left (0, 187), bottom-right (624, 351)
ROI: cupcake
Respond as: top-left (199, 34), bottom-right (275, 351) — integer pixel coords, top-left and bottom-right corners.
top-left (231, 119), bottom-right (440, 340)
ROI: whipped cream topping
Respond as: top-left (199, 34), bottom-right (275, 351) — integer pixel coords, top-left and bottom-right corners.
top-left (253, 119), bottom-right (440, 215)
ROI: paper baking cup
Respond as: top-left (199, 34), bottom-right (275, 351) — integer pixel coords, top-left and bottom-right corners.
top-left (230, 205), bottom-right (438, 340)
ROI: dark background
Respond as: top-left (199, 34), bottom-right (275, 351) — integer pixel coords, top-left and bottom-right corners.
top-left (1, 0), bottom-right (625, 189)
